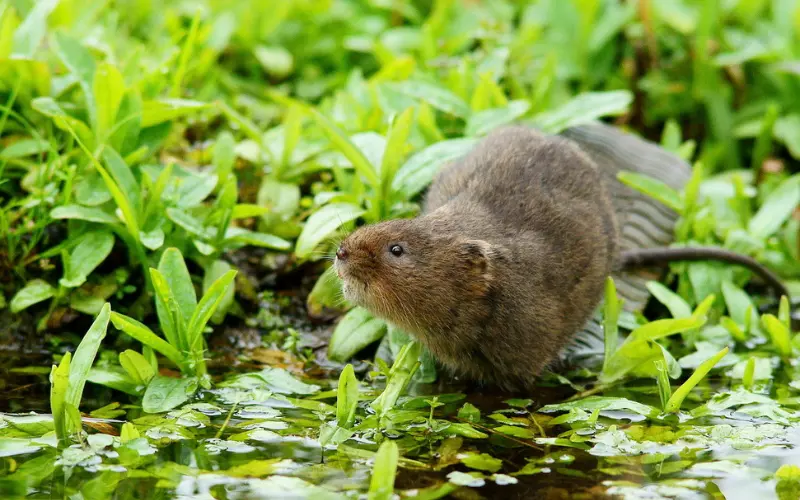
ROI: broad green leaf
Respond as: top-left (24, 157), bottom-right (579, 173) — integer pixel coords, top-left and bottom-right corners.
top-left (245, 367), bottom-right (320, 395)
top-left (629, 315), bottom-right (707, 343)
top-left (51, 205), bottom-right (119, 225)
top-left (539, 396), bottom-right (658, 417)
top-left (109, 312), bottom-right (184, 367)
top-left (203, 260), bottom-right (236, 324)
top-left (10, 0), bottom-right (55, 56)
top-left (50, 351), bottom-right (71, 448)
top-left (186, 270), bottom-right (237, 350)
top-left (494, 425), bottom-right (536, 438)
top-left (601, 315), bottom-right (707, 383)
top-left (647, 281), bottom-right (692, 318)
top-left (665, 347), bottom-right (729, 413)
top-left (392, 80), bottom-right (470, 118)
top-left (86, 368), bottom-right (140, 396)
top-left (140, 227), bottom-right (165, 250)
top-left (176, 173), bottom-right (218, 208)
top-left (0, 138), bottom-right (49, 159)
top-left (92, 63), bottom-right (125, 142)
top-left (531, 91), bottom-right (633, 133)
top-left (0, 438), bottom-right (41, 458)
top-left (142, 375), bottom-right (197, 413)
top-left (748, 174), bottom-right (800, 239)
top-left (141, 99), bottom-right (213, 128)
top-left (458, 403), bottom-right (481, 423)
top-left (166, 207), bottom-right (215, 239)
top-left (231, 204), bottom-right (269, 219)
top-left (329, 307), bottom-right (388, 362)
top-left (31, 97), bottom-right (95, 149)
top-left (307, 265), bottom-right (345, 316)
top-left (60, 230), bottom-right (115, 288)
top-left (617, 171), bottom-right (683, 213)
top-left (74, 171), bottom-right (113, 206)
top-left (149, 269), bottom-right (184, 351)
top-left (295, 202), bottom-right (365, 260)
top-left (336, 364), bottom-right (359, 429)
top-left (65, 303), bottom-right (110, 409)
top-left (460, 453), bottom-right (502, 473)
top-left (119, 350), bottom-right (155, 386)
top-left (762, 314), bottom-right (793, 357)
top-left (257, 179), bottom-right (301, 222)
top-left (157, 248), bottom-right (197, 324)
top-left (392, 138), bottom-right (476, 199)
top-left (721, 280), bottom-right (761, 336)
top-left (368, 440), bottom-right (399, 500)
top-left (224, 227), bottom-right (292, 250)
top-left (10, 279), bottom-right (55, 313)
top-left (306, 107), bottom-right (380, 187)
top-left (52, 32), bottom-right (96, 123)
top-left (465, 100), bottom-right (531, 137)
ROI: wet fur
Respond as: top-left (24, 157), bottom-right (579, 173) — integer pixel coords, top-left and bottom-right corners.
top-left (335, 126), bottom-right (617, 391)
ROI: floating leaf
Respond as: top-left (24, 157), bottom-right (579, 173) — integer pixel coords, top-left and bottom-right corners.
top-left (142, 375), bottom-right (197, 413)
top-left (460, 453), bottom-right (502, 473)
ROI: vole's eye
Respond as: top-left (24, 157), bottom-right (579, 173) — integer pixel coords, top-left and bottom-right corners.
top-left (389, 244), bottom-right (404, 257)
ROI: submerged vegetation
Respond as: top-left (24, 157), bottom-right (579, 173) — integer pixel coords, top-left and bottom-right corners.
top-left (0, 0), bottom-right (799, 498)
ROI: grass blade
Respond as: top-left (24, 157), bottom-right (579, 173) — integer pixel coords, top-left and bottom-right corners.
top-left (50, 351), bottom-right (71, 448)
top-left (186, 269), bottom-right (238, 350)
top-left (336, 364), bottom-right (360, 429)
top-left (368, 440), bottom-right (399, 500)
top-left (306, 107), bottom-right (380, 188)
top-left (65, 303), bottom-right (110, 408)
top-left (602, 277), bottom-right (622, 372)
top-left (110, 312), bottom-right (184, 367)
top-left (665, 347), bottom-right (729, 413)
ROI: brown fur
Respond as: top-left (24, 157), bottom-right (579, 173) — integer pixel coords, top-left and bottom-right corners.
top-left (334, 126), bottom-right (617, 391)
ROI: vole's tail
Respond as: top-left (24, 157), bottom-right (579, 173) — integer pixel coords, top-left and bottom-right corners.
top-left (555, 121), bottom-right (692, 365)
top-left (617, 246), bottom-right (790, 301)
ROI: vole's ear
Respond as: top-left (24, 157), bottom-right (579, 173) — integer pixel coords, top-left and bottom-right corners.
top-left (460, 239), bottom-right (495, 277)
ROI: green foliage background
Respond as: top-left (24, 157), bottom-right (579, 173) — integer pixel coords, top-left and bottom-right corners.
top-left (0, 0), bottom-right (799, 499)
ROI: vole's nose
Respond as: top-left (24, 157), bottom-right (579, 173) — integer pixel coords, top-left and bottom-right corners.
top-left (336, 245), bottom-right (348, 261)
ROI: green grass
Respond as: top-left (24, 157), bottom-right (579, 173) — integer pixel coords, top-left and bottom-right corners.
top-left (0, 0), bottom-right (799, 499)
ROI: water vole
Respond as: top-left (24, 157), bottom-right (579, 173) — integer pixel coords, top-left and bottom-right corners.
top-left (333, 125), bottom-right (789, 391)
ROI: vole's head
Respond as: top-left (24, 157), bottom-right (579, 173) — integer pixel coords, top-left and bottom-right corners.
top-left (334, 218), bottom-right (500, 335)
